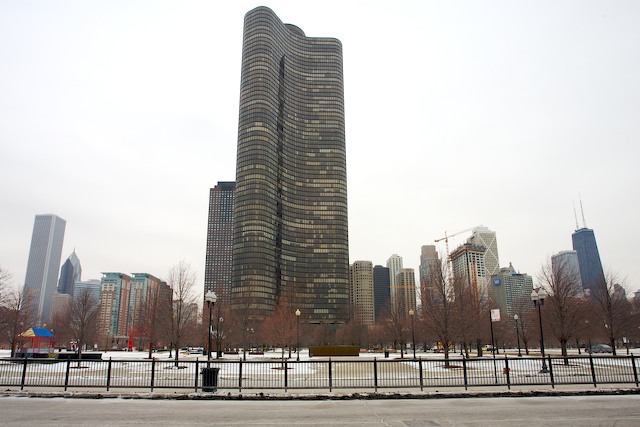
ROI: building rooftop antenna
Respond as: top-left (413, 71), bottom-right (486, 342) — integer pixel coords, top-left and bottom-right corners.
top-left (579, 195), bottom-right (587, 228)
top-left (573, 201), bottom-right (579, 230)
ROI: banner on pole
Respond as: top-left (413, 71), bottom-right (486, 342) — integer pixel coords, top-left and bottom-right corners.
top-left (490, 309), bottom-right (501, 322)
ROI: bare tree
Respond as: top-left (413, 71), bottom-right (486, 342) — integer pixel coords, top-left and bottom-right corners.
top-left (538, 257), bottom-right (586, 361)
top-left (0, 265), bottom-right (12, 306)
top-left (451, 272), bottom-right (490, 357)
top-left (55, 288), bottom-right (100, 362)
top-left (142, 282), bottom-right (172, 358)
top-left (590, 271), bottom-right (633, 355)
top-left (421, 257), bottom-right (456, 367)
top-left (261, 297), bottom-right (297, 362)
top-left (375, 306), bottom-right (409, 358)
top-left (335, 314), bottom-right (368, 348)
top-left (1, 289), bottom-right (32, 357)
top-left (512, 294), bottom-right (535, 355)
top-left (164, 261), bottom-right (198, 367)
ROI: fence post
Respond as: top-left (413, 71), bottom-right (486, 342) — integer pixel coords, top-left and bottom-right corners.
top-left (504, 356), bottom-right (510, 390)
top-left (548, 356), bottom-right (554, 388)
top-left (150, 358), bottom-right (156, 391)
top-left (20, 358), bottom-right (28, 391)
top-left (419, 358), bottom-right (424, 391)
top-left (462, 357), bottom-right (468, 390)
top-left (238, 360), bottom-right (243, 392)
top-left (284, 360), bottom-right (288, 392)
top-left (64, 358), bottom-right (71, 391)
top-left (194, 359), bottom-right (199, 392)
top-left (589, 352), bottom-right (597, 387)
top-left (632, 354), bottom-right (638, 387)
top-left (328, 358), bottom-right (333, 392)
top-left (373, 358), bottom-right (378, 393)
top-left (106, 358), bottom-right (112, 391)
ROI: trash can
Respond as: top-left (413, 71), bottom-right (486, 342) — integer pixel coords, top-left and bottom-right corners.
top-left (384, 350), bottom-right (389, 358)
top-left (201, 367), bottom-right (220, 392)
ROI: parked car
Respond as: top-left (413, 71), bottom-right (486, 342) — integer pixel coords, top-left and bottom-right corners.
top-left (586, 344), bottom-right (613, 353)
top-left (188, 347), bottom-right (204, 354)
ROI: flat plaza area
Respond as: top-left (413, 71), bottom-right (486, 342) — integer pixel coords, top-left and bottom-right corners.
top-left (2, 394), bottom-right (640, 426)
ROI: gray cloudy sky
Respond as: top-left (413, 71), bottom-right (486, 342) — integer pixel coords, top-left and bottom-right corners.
top-left (1, 1), bottom-right (639, 296)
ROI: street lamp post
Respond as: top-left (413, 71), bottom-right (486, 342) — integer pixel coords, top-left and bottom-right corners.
top-left (514, 314), bottom-right (522, 357)
top-left (295, 309), bottom-right (301, 361)
top-left (531, 287), bottom-right (548, 373)
top-left (204, 291), bottom-right (217, 365)
top-left (409, 309), bottom-right (416, 359)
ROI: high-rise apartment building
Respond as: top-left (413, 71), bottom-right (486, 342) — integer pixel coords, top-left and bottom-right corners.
top-left (128, 273), bottom-right (166, 335)
top-left (204, 182), bottom-right (235, 304)
top-left (98, 272), bottom-right (131, 343)
top-left (391, 268), bottom-right (417, 315)
top-left (419, 245), bottom-right (441, 306)
top-left (349, 261), bottom-right (374, 325)
top-left (450, 243), bottom-right (487, 301)
top-left (490, 263), bottom-right (533, 317)
top-left (373, 265), bottom-right (391, 320)
top-left (467, 226), bottom-right (499, 291)
top-left (231, 7), bottom-right (349, 323)
top-left (386, 254), bottom-right (403, 287)
top-left (58, 250), bottom-right (81, 296)
top-left (22, 214), bottom-right (66, 325)
top-left (572, 227), bottom-right (605, 294)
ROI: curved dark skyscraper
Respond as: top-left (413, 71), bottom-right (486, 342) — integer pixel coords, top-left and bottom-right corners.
top-left (232, 7), bottom-right (349, 323)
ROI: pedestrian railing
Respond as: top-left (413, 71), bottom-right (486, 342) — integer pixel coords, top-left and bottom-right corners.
top-left (1, 355), bottom-right (638, 392)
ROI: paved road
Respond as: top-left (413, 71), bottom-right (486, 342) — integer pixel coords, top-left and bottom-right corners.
top-left (2, 395), bottom-right (640, 426)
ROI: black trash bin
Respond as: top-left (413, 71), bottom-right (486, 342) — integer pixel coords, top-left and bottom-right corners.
top-left (201, 367), bottom-right (220, 392)
top-left (384, 350), bottom-right (389, 358)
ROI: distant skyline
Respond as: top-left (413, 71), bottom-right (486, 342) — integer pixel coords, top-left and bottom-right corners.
top-left (1, 1), bottom-right (639, 296)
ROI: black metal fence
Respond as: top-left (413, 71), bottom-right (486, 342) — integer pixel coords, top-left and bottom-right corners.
top-left (1, 354), bottom-right (638, 392)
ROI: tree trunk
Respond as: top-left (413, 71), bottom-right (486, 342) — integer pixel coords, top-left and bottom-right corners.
top-left (561, 338), bottom-right (569, 365)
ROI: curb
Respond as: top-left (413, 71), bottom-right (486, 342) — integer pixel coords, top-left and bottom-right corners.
top-left (2, 388), bottom-right (640, 401)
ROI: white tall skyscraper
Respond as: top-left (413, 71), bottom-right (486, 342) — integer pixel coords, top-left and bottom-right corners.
top-left (467, 226), bottom-right (500, 291)
top-left (386, 254), bottom-right (403, 287)
top-left (22, 214), bottom-right (66, 325)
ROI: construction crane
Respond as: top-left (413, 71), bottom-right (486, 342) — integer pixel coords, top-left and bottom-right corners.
top-left (435, 226), bottom-right (481, 276)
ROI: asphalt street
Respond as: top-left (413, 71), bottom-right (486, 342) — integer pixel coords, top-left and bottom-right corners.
top-left (2, 395), bottom-right (640, 426)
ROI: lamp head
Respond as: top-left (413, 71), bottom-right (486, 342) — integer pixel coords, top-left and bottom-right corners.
top-left (205, 290), bottom-right (217, 304)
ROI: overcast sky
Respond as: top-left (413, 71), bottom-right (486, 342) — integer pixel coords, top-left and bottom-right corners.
top-left (1, 1), bottom-right (639, 297)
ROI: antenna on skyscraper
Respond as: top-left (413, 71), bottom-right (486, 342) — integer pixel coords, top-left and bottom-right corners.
top-left (579, 195), bottom-right (587, 228)
top-left (573, 202), bottom-right (579, 230)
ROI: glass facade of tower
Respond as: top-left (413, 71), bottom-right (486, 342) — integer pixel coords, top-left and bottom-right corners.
top-left (232, 7), bottom-right (349, 322)
top-left (58, 251), bottom-right (81, 296)
top-left (419, 245), bottom-right (441, 306)
top-left (23, 214), bottom-right (66, 325)
top-left (572, 228), bottom-right (605, 293)
top-left (373, 265), bottom-right (391, 320)
top-left (204, 182), bottom-right (235, 304)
